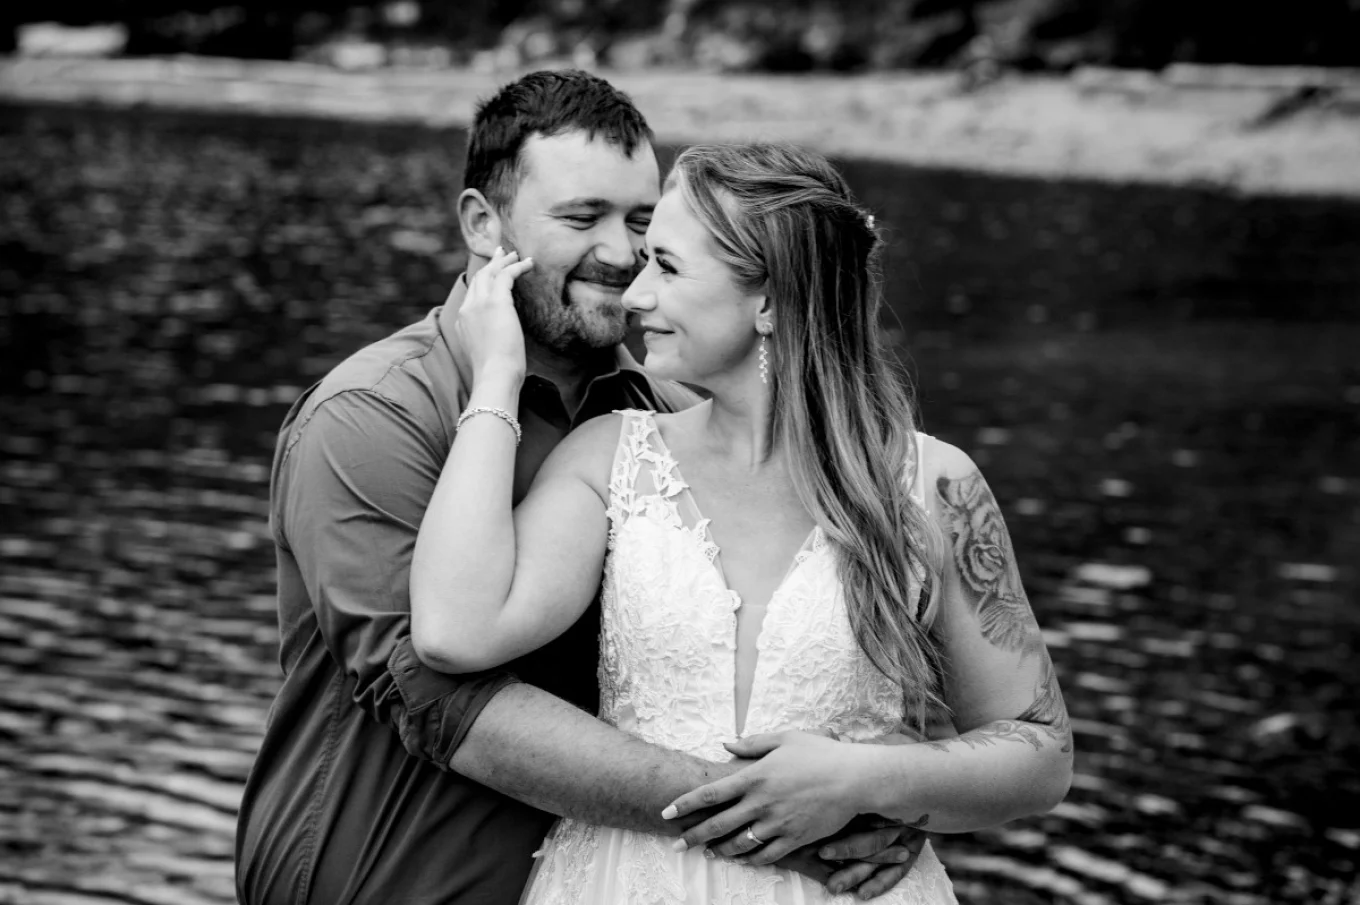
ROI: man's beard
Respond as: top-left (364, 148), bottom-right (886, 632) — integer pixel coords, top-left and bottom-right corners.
top-left (511, 261), bottom-right (636, 359)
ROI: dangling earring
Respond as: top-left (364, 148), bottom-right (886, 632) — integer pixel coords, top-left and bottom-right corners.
top-left (759, 334), bottom-right (770, 385)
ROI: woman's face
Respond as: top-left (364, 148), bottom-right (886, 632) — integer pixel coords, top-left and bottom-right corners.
top-left (623, 188), bottom-right (764, 387)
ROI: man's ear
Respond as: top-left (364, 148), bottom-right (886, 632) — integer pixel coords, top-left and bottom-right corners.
top-left (457, 188), bottom-right (502, 260)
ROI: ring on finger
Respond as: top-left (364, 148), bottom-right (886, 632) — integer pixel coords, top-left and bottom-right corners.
top-left (743, 827), bottom-right (765, 847)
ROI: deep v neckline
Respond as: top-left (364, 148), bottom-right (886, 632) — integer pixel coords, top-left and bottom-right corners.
top-left (644, 414), bottom-right (822, 735)
top-left (645, 414), bottom-right (821, 617)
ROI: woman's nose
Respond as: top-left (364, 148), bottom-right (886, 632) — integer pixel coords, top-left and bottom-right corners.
top-left (622, 270), bottom-right (655, 313)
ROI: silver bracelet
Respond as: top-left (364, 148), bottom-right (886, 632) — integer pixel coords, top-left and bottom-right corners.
top-left (456, 405), bottom-right (522, 446)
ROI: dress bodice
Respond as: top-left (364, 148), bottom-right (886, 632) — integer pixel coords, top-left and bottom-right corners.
top-left (597, 410), bottom-right (932, 758)
top-left (521, 410), bottom-right (957, 905)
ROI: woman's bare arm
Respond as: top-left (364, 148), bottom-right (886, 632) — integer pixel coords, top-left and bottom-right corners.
top-left (663, 438), bottom-right (1074, 861)
top-left (410, 405), bottom-right (621, 673)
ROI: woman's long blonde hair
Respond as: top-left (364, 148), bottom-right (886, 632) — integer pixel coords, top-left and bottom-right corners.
top-left (670, 143), bottom-right (947, 731)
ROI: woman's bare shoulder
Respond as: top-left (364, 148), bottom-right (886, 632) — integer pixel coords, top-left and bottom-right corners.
top-left (919, 434), bottom-right (980, 486)
top-left (548, 411), bottom-right (632, 497)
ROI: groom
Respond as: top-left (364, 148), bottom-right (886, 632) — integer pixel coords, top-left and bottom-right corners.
top-left (236, 69), bottom-right (922, 904)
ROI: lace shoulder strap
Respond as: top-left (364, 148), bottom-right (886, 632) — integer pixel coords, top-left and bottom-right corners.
top-left (605, 409), bottom-right (655, 547)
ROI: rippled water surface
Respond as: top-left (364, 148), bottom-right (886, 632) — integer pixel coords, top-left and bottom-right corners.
top-left (1, 103), bottom-right (1358, 905)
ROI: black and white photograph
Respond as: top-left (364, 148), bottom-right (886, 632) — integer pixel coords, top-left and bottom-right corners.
top-left (1, 2), bottom-right (1357, 904)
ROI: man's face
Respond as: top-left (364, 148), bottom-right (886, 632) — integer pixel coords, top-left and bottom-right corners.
top-left (499, 130), bottom-right (660, 359)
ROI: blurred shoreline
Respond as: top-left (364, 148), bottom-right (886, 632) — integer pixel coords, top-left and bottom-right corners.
top-left (2, 54), bottom-right (1359, 199)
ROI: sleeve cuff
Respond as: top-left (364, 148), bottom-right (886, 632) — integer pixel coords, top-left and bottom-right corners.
top-left (389, 637), bottom-right (523, 767)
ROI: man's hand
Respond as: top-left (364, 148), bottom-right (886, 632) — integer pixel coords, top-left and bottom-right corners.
top-left (763, 817), bottom-right (926, 898)
top-left (819, 816), bottom-right (929, 898)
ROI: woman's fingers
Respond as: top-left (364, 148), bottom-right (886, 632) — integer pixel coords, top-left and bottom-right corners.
top-left (494, 257), bottom-right (534, 291)
top-left (742, 833), bottom-right (801, 867)
top-left (471, 247), bottom-right (525, 291)
top-left (722, 732), bottom-right (785, 759)
top-left (478, 246), bottom-right (515, 276)
top-left (661, 772), bottom-right (753, 823)
top-left (670, 799), bottom-right (760, 851)
top-left (706, 820), bottom-right (776, 859)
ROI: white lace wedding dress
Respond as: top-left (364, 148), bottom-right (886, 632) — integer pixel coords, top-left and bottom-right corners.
top-left (521, 411), bottom-right (957, 905)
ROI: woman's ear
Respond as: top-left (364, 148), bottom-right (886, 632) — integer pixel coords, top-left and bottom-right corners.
top-left (457, 188), bottom-right (502, 260)
top-left (754, 290), bottom-right (774, 334)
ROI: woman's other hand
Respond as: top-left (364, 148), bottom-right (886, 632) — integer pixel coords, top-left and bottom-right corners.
top-left (455, 246), bottom-right (534, 384)
top-left (662, 730), bottom-right (872, 866)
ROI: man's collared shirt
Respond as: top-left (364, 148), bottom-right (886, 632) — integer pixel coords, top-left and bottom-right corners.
top-left (235, 279), bottom-right (698, 905)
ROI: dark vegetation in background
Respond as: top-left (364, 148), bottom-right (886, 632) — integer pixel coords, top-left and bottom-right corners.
top-left (3, 0), bottom-right (1359, 71)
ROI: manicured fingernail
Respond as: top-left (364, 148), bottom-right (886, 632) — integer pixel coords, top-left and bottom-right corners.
top-left (819, 848), bottom-right (837, 860)
top-left (828, 883), bottom-right (845, 895)
top-left (703, 849), bottom-right (715, 860)
top-left (671, 839), bottom-right (688, 852)
top-left (661, 805), bottom-right (678, 820)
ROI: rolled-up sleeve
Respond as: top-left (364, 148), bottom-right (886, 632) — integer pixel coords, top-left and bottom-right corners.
top-left (274, 389), bottom-right (518, 767)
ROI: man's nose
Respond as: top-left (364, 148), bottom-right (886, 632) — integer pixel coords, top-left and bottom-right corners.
top-left (595, 221), bottom-right (639, 271)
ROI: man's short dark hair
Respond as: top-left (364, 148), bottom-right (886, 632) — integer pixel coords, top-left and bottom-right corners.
top-left (465, 69), bottom-right (655, 210)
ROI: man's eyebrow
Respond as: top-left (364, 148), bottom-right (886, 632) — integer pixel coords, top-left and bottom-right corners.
top-left (549, 198), bottom-right (611, 212)
top-left (549, 198), bottom-right (655, 215)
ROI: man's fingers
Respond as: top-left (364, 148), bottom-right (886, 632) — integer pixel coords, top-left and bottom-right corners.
top-left (857, 844), bottom-right (915, 865)
top-left (818, 826), bottom-right (903, 861)
top-left (825, 860), bottom-right (877, 896)
top-left (854, 862), bottom-right (911, 899)
top-left (897, 838), bottom-right (925, 876)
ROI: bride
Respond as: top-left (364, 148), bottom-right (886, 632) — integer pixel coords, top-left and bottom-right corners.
top-left (410, 143), bottom-right (1073, 903)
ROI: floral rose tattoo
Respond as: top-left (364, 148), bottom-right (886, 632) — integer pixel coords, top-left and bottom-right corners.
top-left (1017, 653), bottom-right (1073, 752)
top-left (935, 472), bottom-right (1044, 662)
top-left (930, 471), bottom-right (1073, 754)
top-left (925, 654), bottom-right (1072, 754)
